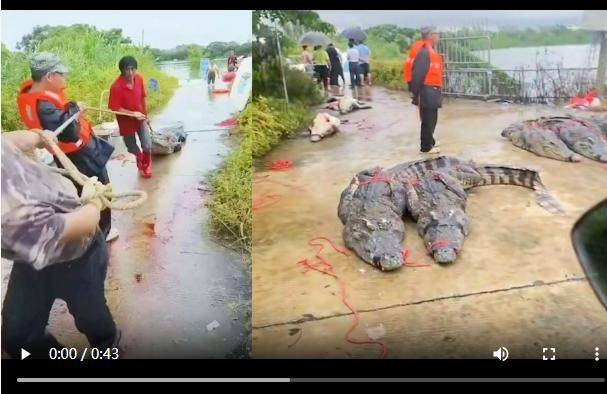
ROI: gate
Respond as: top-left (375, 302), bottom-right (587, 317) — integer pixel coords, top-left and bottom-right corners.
top-left (436, 34), bottom-right (599, 103)
top-left (436, 35), bottom-right (493, 99)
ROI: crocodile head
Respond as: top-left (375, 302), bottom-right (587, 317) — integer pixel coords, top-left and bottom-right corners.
top-left (343, 213), bottom-right (404, 271)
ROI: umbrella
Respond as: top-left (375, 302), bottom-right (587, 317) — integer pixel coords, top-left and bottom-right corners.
top-left (341, 27), bottom-right (367, 43)
top-left (299, 31), bottom-right (331, 47)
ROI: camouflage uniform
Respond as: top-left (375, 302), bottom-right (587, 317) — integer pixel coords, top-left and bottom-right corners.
top-left (1, 139), bottom-right (118, 358)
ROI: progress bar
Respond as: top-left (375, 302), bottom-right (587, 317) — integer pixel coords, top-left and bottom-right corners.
top-left (17, 377), bottom-right (605, 383)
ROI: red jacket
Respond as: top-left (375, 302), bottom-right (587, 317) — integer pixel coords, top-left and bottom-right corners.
top-left (108, 74), bottom-right (147, 137)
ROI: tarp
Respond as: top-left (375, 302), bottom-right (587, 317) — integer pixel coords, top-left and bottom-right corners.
top-left (229, 56), bottom-right (252, 112)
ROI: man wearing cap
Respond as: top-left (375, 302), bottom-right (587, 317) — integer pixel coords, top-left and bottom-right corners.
top-left (407, 26), bottom-right (444, 154)
top-left (17, 52), bottom-right (119, 242)
top-left (1, 129), bottom-right (121, 359)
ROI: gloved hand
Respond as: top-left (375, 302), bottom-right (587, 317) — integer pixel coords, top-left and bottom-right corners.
top-left (57, 102), bottom-right (82, 143)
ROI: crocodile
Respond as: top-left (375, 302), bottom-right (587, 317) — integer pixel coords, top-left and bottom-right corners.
top-left (502, 116), bottom-right (607, 162)
top-left (338, 156), bottom-right (563, 271)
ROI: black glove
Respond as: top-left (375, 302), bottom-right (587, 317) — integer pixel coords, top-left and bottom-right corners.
top-left (56, 101), bottom-right (81, 143)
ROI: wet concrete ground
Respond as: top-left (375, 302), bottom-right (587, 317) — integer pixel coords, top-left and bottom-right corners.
top-left (2, 79), bottom-right (250, 359)
top-left (252, 86), bottom-right (607, 359)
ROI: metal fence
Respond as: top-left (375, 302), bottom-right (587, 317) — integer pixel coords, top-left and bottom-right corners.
top-left (443, 67), bottom-right (598, 103)
top-left (436, 34), bottom-right (599, 103)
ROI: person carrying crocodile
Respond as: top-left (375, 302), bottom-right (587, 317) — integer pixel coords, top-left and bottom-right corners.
top-left (17, 52), bottom-right (119, 242)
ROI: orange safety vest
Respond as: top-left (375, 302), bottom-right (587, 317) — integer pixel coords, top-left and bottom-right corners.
top-left (17, 80), bottom-right (92, 154)
top-left (403, 40), bottom-right (444, 88)
top-left (403, 40), bottom-right (425, 83)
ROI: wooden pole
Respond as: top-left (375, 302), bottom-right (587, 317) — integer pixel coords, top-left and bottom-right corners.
top-left (274, 22), bottom-right (289, 105)
top-left (597, 31), bottom-right (607, 96)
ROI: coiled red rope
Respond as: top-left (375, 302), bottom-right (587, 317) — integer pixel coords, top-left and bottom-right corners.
top-left (297, 237), bottom-right (388, 359)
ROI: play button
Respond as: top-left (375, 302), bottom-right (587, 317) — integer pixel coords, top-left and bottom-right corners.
top-left (21, 349), bottom-right (31, 360)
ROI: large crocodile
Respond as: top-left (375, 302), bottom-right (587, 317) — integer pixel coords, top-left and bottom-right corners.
top-left (338, 156), bottom-right (563, 271)
top-left (502, 115), bottom-right (607, 162)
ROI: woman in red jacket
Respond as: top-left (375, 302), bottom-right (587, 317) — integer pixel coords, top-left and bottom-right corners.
top-left (108, 56), bottom-right (152, 178)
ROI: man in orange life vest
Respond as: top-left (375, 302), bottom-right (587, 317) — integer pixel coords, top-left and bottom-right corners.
top-left (404, 26), bottom-right (443, 154)
top-left (17, 52), bottom-right (119, 242)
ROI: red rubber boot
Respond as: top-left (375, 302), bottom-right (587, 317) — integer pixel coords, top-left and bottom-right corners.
top-left (141, 151), bottom-right (152, 179)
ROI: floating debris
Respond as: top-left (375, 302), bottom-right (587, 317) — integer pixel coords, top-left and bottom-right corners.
top-left (206, 320), bottom-right (221, 331)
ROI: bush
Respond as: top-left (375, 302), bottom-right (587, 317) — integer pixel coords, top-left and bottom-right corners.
top-left (253, 59), bottom-right (322, 106)
top-left (371, 60), bottom-right (408, 91)
top-left (1, 25), bottom-right (178, 131)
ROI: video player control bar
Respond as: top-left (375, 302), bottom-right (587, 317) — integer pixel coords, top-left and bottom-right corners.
top-left (17, 377), bottom-right (605, 383)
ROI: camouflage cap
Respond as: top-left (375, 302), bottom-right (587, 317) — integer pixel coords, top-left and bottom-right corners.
top-left (420, 26), bottom-right (437, 36)
top-left (29, 52), bottom-right (69, 79)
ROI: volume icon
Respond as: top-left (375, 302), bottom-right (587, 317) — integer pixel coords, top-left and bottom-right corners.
top-left (493, 347), bottom-right (509, 361)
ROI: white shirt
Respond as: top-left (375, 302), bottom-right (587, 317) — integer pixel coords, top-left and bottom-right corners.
top-left (347, 47), bottom-right (360, 63)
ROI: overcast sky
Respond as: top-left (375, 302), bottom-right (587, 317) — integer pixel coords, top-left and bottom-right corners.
top-left (1, 10), bottom-right (252, 50)
top-left (316, 10), bottom-right (585, 31)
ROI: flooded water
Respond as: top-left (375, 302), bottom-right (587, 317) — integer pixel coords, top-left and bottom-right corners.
top-left (252, 86), bottom-right (607, 358)
top-left (481, 44), bottom-right (599, 70)
top-left (1, 78), bottom-right (250, 358)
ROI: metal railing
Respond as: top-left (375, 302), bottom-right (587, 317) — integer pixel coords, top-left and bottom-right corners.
top-left (443, 67), bottom-right (598, 103)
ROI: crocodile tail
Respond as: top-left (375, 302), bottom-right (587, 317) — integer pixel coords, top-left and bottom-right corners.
top-left (475, 165), bottom-right (565, 215)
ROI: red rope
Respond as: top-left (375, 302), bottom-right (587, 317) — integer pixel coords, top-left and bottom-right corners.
top-left (252, 194), bottom-right (281, 211)
top-left (297, 237), bottom-right (388, 359)
top-left (268, 160), bottom-right (293, 171)
top-left (359, 168), bottom-right (391, 186)
top-left (402, 248), bottom-right (431, 267)
top-left (426, 239), bottom-right (458, 254)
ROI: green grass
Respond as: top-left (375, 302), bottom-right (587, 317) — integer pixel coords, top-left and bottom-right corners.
top-left (208, 107), bottom-right (252, 251)
top-left (207, 96), bottom-right (313, 251)
top-left (1, 25), bottom-right (178, 131)
top-left (250, 96), bottom-right (313, 159)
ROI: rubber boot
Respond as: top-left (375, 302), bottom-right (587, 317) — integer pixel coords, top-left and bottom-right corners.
top-left (135, 152), bottom-right (145, 177)
top-left (142, 151), bottom-right (152, 179)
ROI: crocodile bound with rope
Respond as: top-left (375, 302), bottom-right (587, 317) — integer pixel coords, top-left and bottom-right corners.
top-left (338, 155), bottom-right (563, 271)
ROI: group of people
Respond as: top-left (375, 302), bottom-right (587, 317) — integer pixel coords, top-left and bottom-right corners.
top-left (301, 39), bottom-right (372, 91)
top-left (301, 26), bottom-right (443, 155)
top-left (1, 52), bottom-right (154, 358)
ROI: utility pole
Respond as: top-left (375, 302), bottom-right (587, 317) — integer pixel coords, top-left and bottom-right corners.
top-left (274, 21), bottom-right (289, 104)
top-left (141, 29), bottom-right (144, 49)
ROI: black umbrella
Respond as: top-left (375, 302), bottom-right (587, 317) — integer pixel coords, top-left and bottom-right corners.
top-left (341, 27), bottom-right (367, 43)
top-left (299, 31), bottom-right (331, 47)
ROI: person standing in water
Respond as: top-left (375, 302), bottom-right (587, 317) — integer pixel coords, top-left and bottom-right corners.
top-left (108, 56), bottom-right (153, 178)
